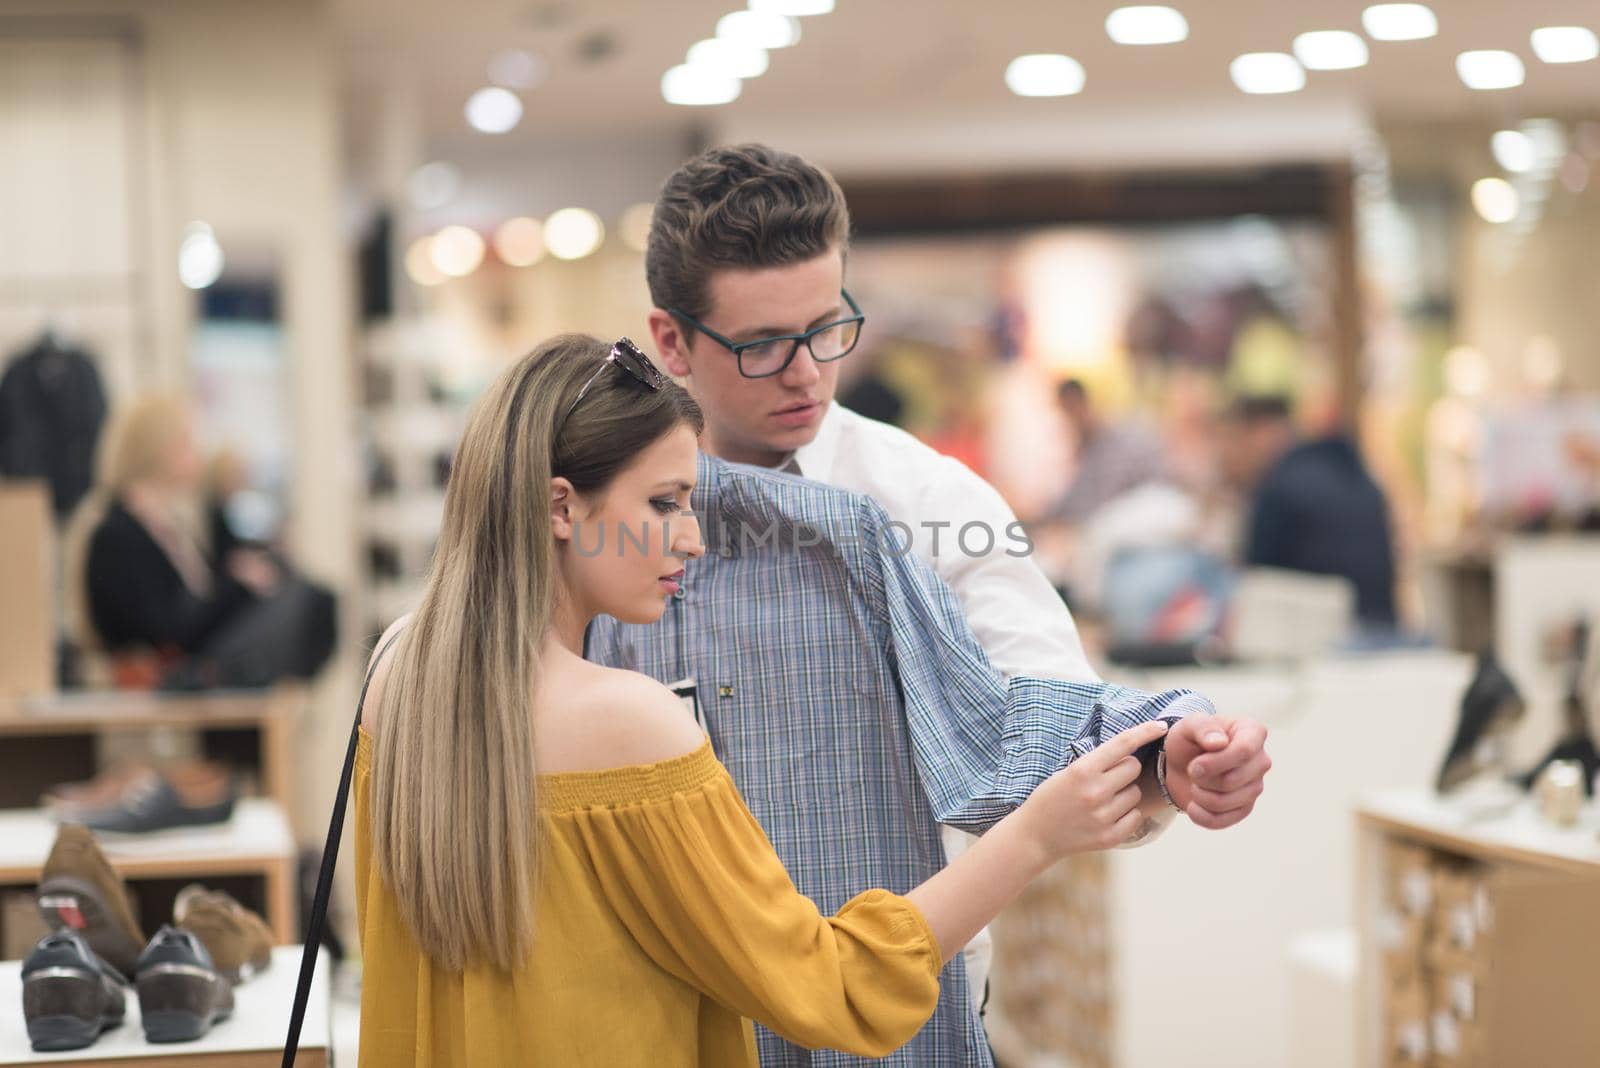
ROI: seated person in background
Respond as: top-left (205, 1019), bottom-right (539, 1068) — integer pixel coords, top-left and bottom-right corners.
top-left (1041, 378), bottom-right (1168, 525)
top-left (1221, 395), bottom-right (1398, 628)
top-left (75, 394), bottom-right (335, 688)
top-left (78, 395), bottom-right (274, 660)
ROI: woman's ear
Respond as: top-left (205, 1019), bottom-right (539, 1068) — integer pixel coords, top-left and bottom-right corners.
top-left (550, 476), bottom-right (580, 542)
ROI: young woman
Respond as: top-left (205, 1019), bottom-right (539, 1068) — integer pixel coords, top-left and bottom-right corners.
top-left (355, 334), bottom-right (1167, 1065)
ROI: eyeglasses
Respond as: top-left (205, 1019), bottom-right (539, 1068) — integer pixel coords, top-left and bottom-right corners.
top-left (555, 337), bottom-right (666, 440)
top-left (669, 289), bottom-right (864, 379)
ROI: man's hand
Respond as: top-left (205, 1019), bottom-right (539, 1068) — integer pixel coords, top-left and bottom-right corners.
top-left (1162, 715), bottom-right (1270, 830)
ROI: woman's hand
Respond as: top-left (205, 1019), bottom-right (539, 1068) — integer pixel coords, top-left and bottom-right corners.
top-left (1018, 718), bottom-right (1170, 861)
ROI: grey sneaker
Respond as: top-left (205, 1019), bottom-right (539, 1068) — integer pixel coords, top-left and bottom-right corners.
top-left (22, 929), bottom-right (127, 1052)
top-left (134, 926), bottom-right (234, 1043)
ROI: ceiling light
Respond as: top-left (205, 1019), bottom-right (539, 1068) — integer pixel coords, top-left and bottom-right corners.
top-left (748, 0), bottom-right (833, 15)
top-left (178, 222), bottom-right (224, 290)
top-left (1491, 129), bottom-right (1536, 172)
top-left (544, 208), bottom-right (604, 260)
top-left (619, 203), bottom-right (654, 253)
top-left (1530, 26), bottom-right (1599, 64)
top-left (1456, 50), bottom-right (1524, 90)
top-left (1230, 52), bottom-right (1306, 94)
top-left (1105, 6), bottom-right (1188, 46)
top-left (493, 217), bottom-right (545, 267)
top-left (1471, 177), bottom-right (1519, 223)
top-left (1293, 30), bottom-right (1369, 70)
top-left (687, 38), bottom-right (769, 79)
top-left (1004, 54), bottom-right (1086, 97)
top-left (1361, 4), bottom-right (1437, 42)
top-left (429, 226), bottom-right (486, 277)
top-left (487, 49), bottom-right (547, 89)
top-left (404, 237), bottom-right (446, 287)
top-left (661, 64), bottom-right (741, 105)
top-left (464, 87), bottom-right (523, 133)
top-left (718, 10), bottom-right (800, 49)
top-left (407, 162), bottom-right (462, 210)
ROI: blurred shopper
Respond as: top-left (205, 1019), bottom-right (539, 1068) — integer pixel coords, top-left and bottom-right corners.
top-left (1221, 395), bottom-right (1398, 627)
top-left (354, 335), bottom-right (1181, 1065)
top-left (589, 143), bottom-right (1271, 1067)
top-left (73, 394), bottom-right (335, 688)
top-left (1043, 379), bottom-right (1168, 525)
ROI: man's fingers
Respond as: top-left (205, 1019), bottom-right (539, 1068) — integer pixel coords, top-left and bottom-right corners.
top-left (1203, 751), bottom-right (1273, 792)
top-left (1188, 727), bottom-right (1265, 780)
top-left (1186, 800), bottom-right (1255, 830)
top-left (1190, 779), bottom-right (1264, 813)
top-left (1085, 719), bottom-right (1170, 769)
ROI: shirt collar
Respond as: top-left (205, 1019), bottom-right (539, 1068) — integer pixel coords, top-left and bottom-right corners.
top-left (790, 401), bottom-right (844, 481)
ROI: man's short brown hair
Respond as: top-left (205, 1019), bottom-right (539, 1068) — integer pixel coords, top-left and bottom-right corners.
top-left (646, 143), bottom-right (851, 322)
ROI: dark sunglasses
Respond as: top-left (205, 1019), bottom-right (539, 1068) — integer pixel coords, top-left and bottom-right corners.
top-left (555, 337), bottom-right (666, 439)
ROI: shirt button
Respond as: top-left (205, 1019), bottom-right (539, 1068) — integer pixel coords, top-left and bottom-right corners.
top-left (673, 585), bottom-right (686, 600)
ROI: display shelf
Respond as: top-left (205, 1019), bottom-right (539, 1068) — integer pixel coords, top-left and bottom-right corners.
top-left (1355, 789), bottom-right (1600, 1067)
top-left (0, 801), bottom-right (296, 945)
top-left (0, 945), bottom-right (328, 1066)
top-left (0, 688), bottom-right (305, 811)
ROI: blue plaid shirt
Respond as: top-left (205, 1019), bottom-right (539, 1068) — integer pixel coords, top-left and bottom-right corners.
top-left (587, 456), bottom-right (1212, 1067)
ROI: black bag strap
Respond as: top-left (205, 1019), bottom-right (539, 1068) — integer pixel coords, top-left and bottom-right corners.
top-left (282, 629), bottom-right (403, 1066)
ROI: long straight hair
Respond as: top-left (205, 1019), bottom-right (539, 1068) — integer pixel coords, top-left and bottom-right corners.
top-left (370, 334), bottom-right (701, 972)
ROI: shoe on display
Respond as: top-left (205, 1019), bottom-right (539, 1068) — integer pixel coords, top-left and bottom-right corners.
top-left (74, 762), bottom-right (237, 835)
top-left (21, 929), bottom-right (128, 1052)
top-left (35, 824), bottom-right (147, 981)
top-left (41, 763), bottom-right (152, 819)
top-left (1435, 651), bottom-right (1526, 793)
top-left (135, 926), bottom-right (235, 1043)
top-left (174, 883), bottom-right (274, 983)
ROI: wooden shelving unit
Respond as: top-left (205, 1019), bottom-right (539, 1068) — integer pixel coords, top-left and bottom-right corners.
top-left (1355, 790), bottom-right (1600, 1066)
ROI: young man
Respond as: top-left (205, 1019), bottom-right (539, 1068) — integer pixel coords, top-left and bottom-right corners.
top-left (589, 145), bottom-right (1271, 1066)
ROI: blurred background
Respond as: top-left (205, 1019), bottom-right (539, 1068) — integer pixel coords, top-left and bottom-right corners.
top-left (1, 1), bottom-right (1599, 1065)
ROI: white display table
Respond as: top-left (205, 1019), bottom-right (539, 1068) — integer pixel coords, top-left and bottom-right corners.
top-left (0, 803), bottom-right (297, 944)
top-left (0, 945), bottom-right (328, 1066)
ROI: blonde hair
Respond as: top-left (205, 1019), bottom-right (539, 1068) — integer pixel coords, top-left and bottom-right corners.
top-left (371, 335), bottom-right (701, 972)
top-left (64, 393), bottom-right (196, 651)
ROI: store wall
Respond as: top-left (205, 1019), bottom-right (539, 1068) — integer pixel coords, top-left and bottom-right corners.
top-left (2, 0), bottom-right (360, 850)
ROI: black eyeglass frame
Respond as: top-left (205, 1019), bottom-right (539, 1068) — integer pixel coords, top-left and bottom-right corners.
top-left (668, 289), bottom-right (865, 379)
top-left (555, 337), bottom-right (666, 439)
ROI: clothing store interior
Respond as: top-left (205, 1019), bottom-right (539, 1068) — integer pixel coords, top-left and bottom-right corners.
top-left (2, 1), bottom-right (1599, 1065)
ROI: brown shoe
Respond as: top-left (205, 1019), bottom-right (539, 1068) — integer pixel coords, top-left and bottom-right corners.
top-left (42, 764), bottom-right (152, 818)
top-left (36, 825), bottom-right (146, 981)
top-left (173, 885), bottom-right (272, 983)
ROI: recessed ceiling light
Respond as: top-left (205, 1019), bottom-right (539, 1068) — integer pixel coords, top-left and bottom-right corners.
top-left (407, 162), bottom-right (462, 210)
top-left (1230, 52), bottom-right (1306, 94)
top-left (1491, 129), bottom-right (1536, 173)
top-left (1293, 30), bottom-right (1369, 71)
top-left (404, 237), bottom-right (445, 287)
top-left (493, 217), bottom-right (545, 267)
top-left (544, 208), bottom-right (605, 260)
top-left (1470, 177), bottom-right (1519, 223)
top-left (687, 38), bottom-right (769, 79)
top-left (1456, 50), bottom-right (1525, 90)
top-left (430, 226), bottom-right (486, 277)
top-left (1361, 4), bottom-right (1438, 42)
top-left (1530, 26), bottom-right (1599, 64)
top-left (464, 87), bottom-right (522, 133)
top-left (1004, 54), bottom-right (1086, 97)
top-left (661, 64), bottom-right (741, 106)
top-left (1105, 6), bottom-right (1189, 46)
top-left (717, 10), bottom-right (800, 50)
top-left (178, 222), bottom-right (224, 290)
top-left (748, 0), bottom-right (832, 15)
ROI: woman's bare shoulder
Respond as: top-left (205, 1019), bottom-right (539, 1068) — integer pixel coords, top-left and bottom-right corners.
top-left (536, 663), bottom-right (706, 774)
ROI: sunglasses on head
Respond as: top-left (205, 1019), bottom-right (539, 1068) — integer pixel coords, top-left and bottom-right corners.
top-left (555, 337), bottom-right (667, 438)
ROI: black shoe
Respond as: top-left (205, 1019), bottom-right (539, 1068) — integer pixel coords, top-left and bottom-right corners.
top-left (21, 929), bottom-right (127, 1052)
top-left (1436, 651), bottom-right (1525, 793)
top-left (76, 765), bottom-right (236, 835)
top-left (135, 926), bottom-right (234, 1043)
